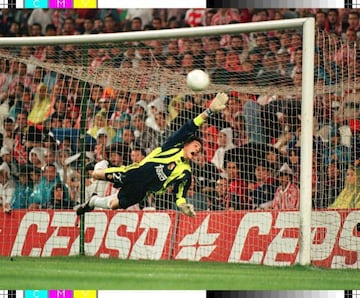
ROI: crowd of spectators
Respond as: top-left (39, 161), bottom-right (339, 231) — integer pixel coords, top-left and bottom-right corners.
top-left (0, 8), bottom-right (359, 212)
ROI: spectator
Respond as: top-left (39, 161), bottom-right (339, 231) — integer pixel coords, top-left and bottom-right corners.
top-left (184, 9), bottom-right (206, 27)
top-left (0, 162), bottom-right (15, 211)
top-left (205, 36), bottom-right (220, 54)
top-left (66, 105), bottom-right (81, 128)
top-left (1, 117), bottom-right (15, 149)
top-left (45, 23), bottom-right (57, 36)
top-left (46, 183), bottom-right (73, 209)
top-left (6, 21), bottom-right (20, 37)
top-left (230, 112), bottom-right (248, 147)
top-left (225, 50), bottom-right (243, 72)
top-left (202, 125), bottom-right (218, 163)
top-left (56, 147), bottom-right (72, 182)
top-left (186, 177), bottom-right (208, 211)
top-left (254, 33), bottom-right (269, 56)
top-left (29, 165), bottom-right (42, 188)
top-left (229, 34), bottom-right (249, 64)
top-left (92, 17), bottom-right (104, 33)
top-left (265, 163), bottom-right (300, 210)
top-left (211, 127), bottom-right (236, 173)
top-left (5, 164), bottom-right (33, 211)
top-left (329, 165), bottom-right (360, 209)
top-left (43, 147), bottom-right (62, 173)
top-left (27, 9), bottom-right (53, 35)
top-left (87, 108), bottom-right (115, 145)
top-left (8, 86), bottom-right (33, 121)
top-left (28, 163), bottom-right (61, 209)
top-left (255, 51), bottom-right (282, 86)
top-left (335, 27), bottom-right (358, 70)
top-left (203, 9), bottom-right (217, 27)
top-left (209, 177), bottom-right (232, 210)
top-left (121, 128), bottom-right (136, 149)
top-left (154, 111), bottom-right (171, 145)
top-left (327, 9), bottom-right (342, 36)
top-left (276, 48), bottom-right (292, 78)
top-left (246, 48), bottom-right (262, 76)
top-left (82, 18), bottom-right (95, 34)
top-left (151, 17), bottom-right (163, 30)
top-left (179, 52), bottom-right (194, 75)
top-left (268, 36), bottom-right (281, 55)
top-left (315, 10), bottom-right (327, 32)
top-left (93, 128), bottom-right (111, 162)
top-left (61, 17), bottom-right (76, 35)
top-left (13, 111), bottom-right (29, 165)
top-left (125, 9), bottom-right (154, 30)
top-left (131, 113), bottom-right (158, 154)
top-left (27, 83), bottom-right (51, 128)
top-left (28, 147), bottom-right (46, 171)
top-left (0, 145), bottom-right (17, 178)
top-left (48, 95), bottom-right (67, 121)
top-left (249, 161), bottom-right (277, 209)
top-left (211, 9), bottom-right (241, 26)
top-left (316, 160), bottom-right (345, 209)
top-left (18, 46), bottom-right (36, 75)
top-left (204, 53), bottom-right (216, 78)
top-left (212, 47), bottom-right (229, 84)
top-left (224, 160), bottom-right (248, 210)
top-left (251, 9), bottom-right (269, 22)
top-left (130, 147), bottom-right (146, 164)
top-left (0, 58), bottom-right (10, 93)
top-left (241, 92), bottom-right (267, 144)
top-left (192, 150), bottom-right (219, 196)
top-left (345, 10), bottom-right (360, 38)
top-left (103, 15), bottom-right (119, 33)
top-left (323, 127), bottom-right (351, 171)
top-left (191, 38), bottom-right (206, 69)
top-left (278, 31), bottom-right (291, 54)
top-left (103, 142), bottom-right (130, 196)
top-left (170, 95), bottom-right (202, 132)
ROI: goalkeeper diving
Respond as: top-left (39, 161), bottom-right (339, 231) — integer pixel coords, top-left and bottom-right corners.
top-left (75, 92), bottom-right (229, 217)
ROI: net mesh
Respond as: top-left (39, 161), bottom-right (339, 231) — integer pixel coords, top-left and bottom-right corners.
top-left (0, 19), bottom-right (358, 268)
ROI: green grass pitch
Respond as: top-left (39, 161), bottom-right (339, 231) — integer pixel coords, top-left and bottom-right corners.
top-left (0, 256), bottom-right (359, 289)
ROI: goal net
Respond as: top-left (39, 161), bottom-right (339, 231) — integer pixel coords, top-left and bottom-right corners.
top-left (0, 17), bottom-right (358, 268)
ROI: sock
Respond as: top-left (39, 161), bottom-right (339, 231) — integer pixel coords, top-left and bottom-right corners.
top-left (90, 195), bottom-right (113, 209)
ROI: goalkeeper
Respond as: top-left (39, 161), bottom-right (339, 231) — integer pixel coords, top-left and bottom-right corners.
top-left (75, 92), bottom-right (229, 217)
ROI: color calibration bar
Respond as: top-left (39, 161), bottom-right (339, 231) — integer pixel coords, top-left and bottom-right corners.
top-left (0, 0), bottom-right (16, 8)
top-left (206, 0), bottom-right (344, 8)
top-left (21, 291), bottom-right (205, 298)
top-left (18, 0), bottom-right (206, 8)
top-left (14, 0), bottom-right (350, 8)
top-left (345, 0), bottom-right (360, 7)
top-left (9, 0), bottom-right (348, 8)
top-left (0, 291), bottom-right (22, 298)
top-left (4, 291), bottom-right (360, 298)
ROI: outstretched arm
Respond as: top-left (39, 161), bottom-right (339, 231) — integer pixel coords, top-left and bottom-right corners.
top-left (162, 93), bottom-right (229, 149)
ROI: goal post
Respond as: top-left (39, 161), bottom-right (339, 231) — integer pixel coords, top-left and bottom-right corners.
top-left (299, 17), bottom-right (315, 266)
top-left (0, 18), bottom-right (323, 266)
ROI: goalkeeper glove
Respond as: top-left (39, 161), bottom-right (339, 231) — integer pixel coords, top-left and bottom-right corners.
top-left (179, 203), bottom-right (196, 217)
top-left (209, 92), bottom-right (229, 113)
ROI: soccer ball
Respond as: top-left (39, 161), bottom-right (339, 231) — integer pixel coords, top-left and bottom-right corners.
top-left (186, 69), bottom-right (210, 91)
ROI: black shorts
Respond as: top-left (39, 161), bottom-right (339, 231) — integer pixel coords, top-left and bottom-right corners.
top-left (104, 166), bottom-right (148, 209)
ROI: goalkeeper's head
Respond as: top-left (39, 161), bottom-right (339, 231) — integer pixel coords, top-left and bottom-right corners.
top-left (183, 135), bottom-right (203, 161)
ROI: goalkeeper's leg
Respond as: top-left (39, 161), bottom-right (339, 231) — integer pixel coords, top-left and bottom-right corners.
top-left (75, 193), bottom-right (119, 215)
top-left (75, 186), bottom-right (145, 215)
top-left (93, 165), bottom-right (127, 188)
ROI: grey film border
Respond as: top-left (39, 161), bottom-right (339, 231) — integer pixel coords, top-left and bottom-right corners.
top-left (207, 291), bottom-right (347, 298)
top-left (214, 0), bottom-right (344, 8)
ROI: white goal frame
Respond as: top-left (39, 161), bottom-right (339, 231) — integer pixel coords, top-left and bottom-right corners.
top-left (0, 18), bottom-right (315, 265)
